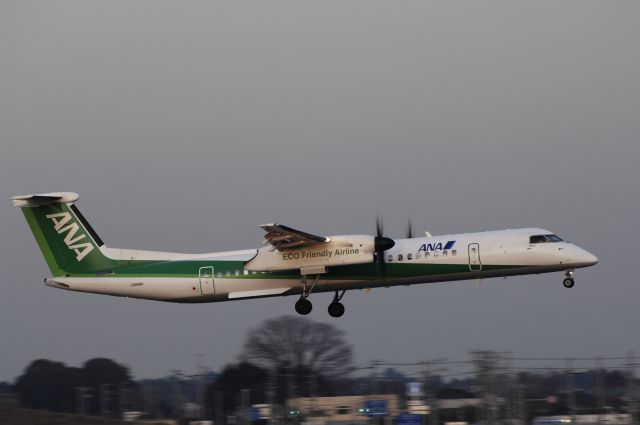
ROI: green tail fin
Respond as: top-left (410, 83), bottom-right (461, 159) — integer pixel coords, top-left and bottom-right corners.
top-left (13, 192), bottom-right (116, 276)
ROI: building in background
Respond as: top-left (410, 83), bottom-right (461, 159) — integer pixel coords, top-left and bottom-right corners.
top-left (287, 394), bottom-right (400, 425)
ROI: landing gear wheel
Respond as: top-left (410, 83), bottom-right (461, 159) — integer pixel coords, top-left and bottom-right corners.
top-left (563, 277), bottom-right (575, 288)
top-left (328, 302), bottom-right (345, 318)
top-left (295, 298), bottom-right (312, 315)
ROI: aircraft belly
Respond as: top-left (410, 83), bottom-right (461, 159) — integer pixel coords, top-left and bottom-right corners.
top-left (47, 277), bottom-right (203, 301)
top-left (48, 275), bottom-right (301, 303)
top-left (46, 263), bottom-right (565, 303)
top-left (214, 277), bottom-right (296, 298)
top-left (322, 264), bottom-right (565, 291)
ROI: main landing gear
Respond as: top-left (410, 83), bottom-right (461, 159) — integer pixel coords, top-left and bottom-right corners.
top-left (295, 298), bottom-right (312, 315)
top-left (563, 270), bottom-right (575, 288)
top-left (293, 275), bottom-right (347, 318)
top-left (295, 274), bottom-right (320, 315)
top-left (328, 290), bottom-right (346, 318)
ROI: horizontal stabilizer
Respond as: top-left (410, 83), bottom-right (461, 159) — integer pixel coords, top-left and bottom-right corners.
top-left (12, 192), bottom-right (79, 207)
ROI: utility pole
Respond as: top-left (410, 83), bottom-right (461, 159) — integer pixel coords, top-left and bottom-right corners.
top-left (370, 359), bottom-right (379, 396)
top-left (117, 382), bottom-right (126, 419)
top-left (266, 368), bottom-right (275, 425)
top-left (240, 388), bottom-right (250, 425)
top-left (100, 383), bottom-right (110, 416)
top-left (311, 367), bottom-right (319, 399)
top-left (172, 370), bottom-right (183, 424)
top-left (286, 363), bottom-right (298, 425)
top-left (504, 352), bottom-right (514, 425)
top-left (488, 353), bottom-right (498, 425)
top-left (423, 359), bottom-right (446, 425)
top-left (197, 354), bottom-right (205, 421)
top-left (369, 360), bottom-right (378, 425)
top-left (515, 381), bottom-right (527, 425)
top-left (142, 384), bottom-right (153, 419)
top-left (566, 359), bottom-right (577, 423)
top-left (627, 351), bottom-right (637, 425)
top-left (472, 351), bottom-right (499, 425)
top-left (596, 356), bottom-right (606, 412)
top-left (423, 361), bottom-right (435, 425)
top-left (215, 390), bottom-right (224, 425)
top-left (76, 386), bottom-right (89, 415)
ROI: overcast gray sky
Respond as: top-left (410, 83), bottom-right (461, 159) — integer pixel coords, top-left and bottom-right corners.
top-left (1, 1), bottom-right (639, 382)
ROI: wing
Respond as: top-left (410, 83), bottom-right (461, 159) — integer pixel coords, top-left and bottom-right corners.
top-left (259, 223), bottom-right (329, 251)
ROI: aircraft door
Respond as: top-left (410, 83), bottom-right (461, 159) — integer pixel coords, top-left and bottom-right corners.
top-left (468, 243), bottom-right (482, 271)
top-left (199, 266), bottom-right (215, 295)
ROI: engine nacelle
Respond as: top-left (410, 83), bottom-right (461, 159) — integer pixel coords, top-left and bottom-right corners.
top-left (245, 235), bottom-right (375, 272)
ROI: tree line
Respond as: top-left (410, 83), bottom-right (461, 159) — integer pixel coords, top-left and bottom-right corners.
top-left (3, 316), bottom-right (637, 423)
top-left (12, 358), bottom-right (132, 414)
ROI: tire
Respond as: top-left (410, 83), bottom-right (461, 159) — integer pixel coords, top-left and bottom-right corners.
top-left (295, 298), bottom-right (312, 315)
top-left (328, 302), bottom-right (345, 318)
top-left (563, 278), bottom-right (575, 288)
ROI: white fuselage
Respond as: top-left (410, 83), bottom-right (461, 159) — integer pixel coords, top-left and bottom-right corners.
top-left (45, 228), bottom-right (598, 303)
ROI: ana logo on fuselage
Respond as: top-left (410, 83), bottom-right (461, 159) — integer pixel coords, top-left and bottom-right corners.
top-left (417, 241), bottom-right (455, 253)
top-left (46, 212), bottom-right (94, 261)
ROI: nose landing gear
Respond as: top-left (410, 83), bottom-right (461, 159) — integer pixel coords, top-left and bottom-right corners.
top-left (563, 270), bottom-right (575, 288)
top-left (328, 290), bottom-right (346, 318)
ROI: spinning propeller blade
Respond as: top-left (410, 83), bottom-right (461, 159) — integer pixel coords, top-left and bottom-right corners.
top-left (374, 215), bottom-right (395, 274)
top-left (406, 218), bottom-right (414, 239)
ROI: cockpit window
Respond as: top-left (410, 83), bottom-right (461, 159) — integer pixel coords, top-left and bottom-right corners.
top-left (530, 235), bottom-right (546, 244)
top-left (530, 234), bottom-right (563, 244)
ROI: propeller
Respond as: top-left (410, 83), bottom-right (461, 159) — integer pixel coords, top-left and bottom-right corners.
top-left (374, 215), bottom-right (395, 273)
top-left (406, 218), bottom-right (414, 239)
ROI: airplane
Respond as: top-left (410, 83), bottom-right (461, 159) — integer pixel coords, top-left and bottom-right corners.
top-left (12, 192), bottom-right (598, 318)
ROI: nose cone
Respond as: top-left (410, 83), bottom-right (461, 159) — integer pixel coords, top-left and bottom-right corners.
top-left (570, 246), bottom-right (599, 268)
top-left (582, 251), bottom-right (599, 267)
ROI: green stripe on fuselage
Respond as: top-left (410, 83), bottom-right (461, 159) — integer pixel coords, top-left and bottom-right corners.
top-left (75, 259), bottom-right (522, 281)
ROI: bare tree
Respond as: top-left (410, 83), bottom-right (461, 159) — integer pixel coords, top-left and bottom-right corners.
top-left (241, 315), bottom-right (353, 377)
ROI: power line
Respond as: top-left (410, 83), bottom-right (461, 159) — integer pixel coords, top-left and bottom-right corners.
top-left (513, 356), bottom-right (631, 361)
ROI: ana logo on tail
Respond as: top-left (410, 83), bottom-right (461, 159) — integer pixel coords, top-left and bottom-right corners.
top-left (46, 212), bottom-right (95, 261)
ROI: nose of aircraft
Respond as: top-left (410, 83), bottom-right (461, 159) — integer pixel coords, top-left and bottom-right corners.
top-left (570, 246), bottom-right (599, 267)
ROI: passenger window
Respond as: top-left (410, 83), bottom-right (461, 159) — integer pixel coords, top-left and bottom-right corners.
top-left (433, 251), bottom-right (439, 257)
top-left (442, 250), bottom-right (448, 256)
top-left (407, 253), bottom-right (413, 260)
top-left (387, 255), bottom-right (393, 262)
top-left (452, 249), bottom-right (457, 256)
top-left (416, 253), bottom-right (421, 259)
top-left (398, 254), bottom-right (403, 261)
top-left (425, 252), bottom-right (430, 257)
